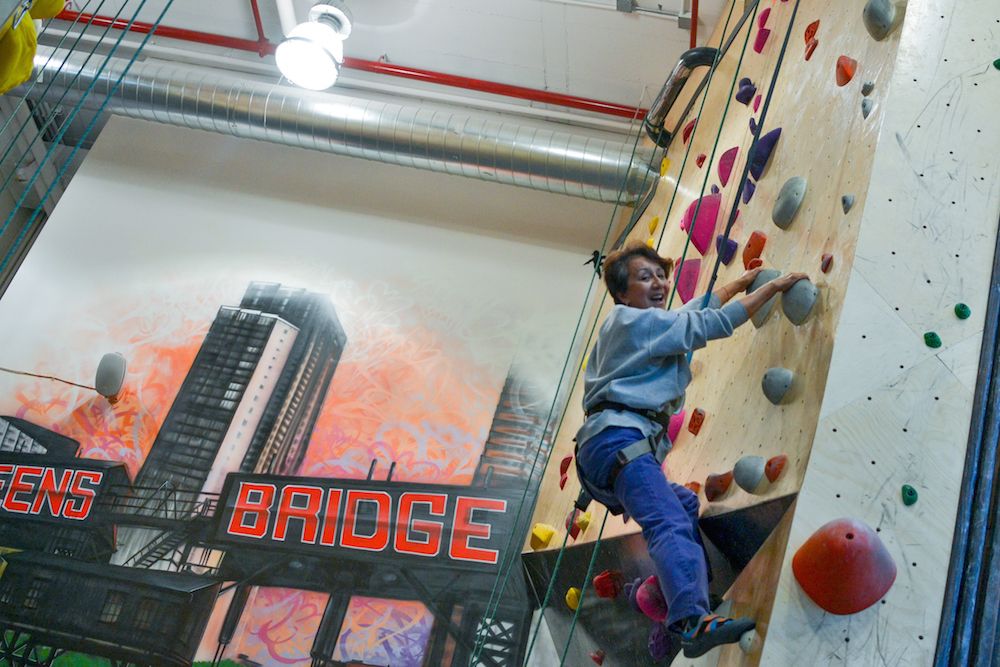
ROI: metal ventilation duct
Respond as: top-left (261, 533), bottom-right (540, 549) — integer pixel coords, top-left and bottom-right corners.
top-left (29, 47), bottom-right (657, 204)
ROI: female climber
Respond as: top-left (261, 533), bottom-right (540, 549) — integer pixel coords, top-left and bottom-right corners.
top-left (575, 241), bottom-right (807, 658)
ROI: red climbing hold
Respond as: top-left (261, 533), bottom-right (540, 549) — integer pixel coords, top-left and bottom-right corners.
top-left (743, 230), bottom-right (768, 269)
top-left (792, 518), bottom-right (897, 615)
top-left (680, 193), bottom-right (722, 255)
top-left (805, 38), bottom-right (819, 61)
top-left (754, 27), bottom-right (771, 53)
top-left (747, 257), bottom-right (764, 270)
top-left (804, 19), bottom-right (820, 44)
top-left (821, 253), bottom-right (834, 273)
top-left (718, 147), bottom-right (739, 187)
top-left (673, 258), bottom-right (702, 304)
top-left (765, 454), bottom-right (788, 482)
top-left (705, 471), bottom-right (734, 502)
top-left (688, 408), bottom-right (706, 435)
top-left (559, 473), bottom-right (568, 490)
top-left (668, 410), bottom-right (685, 444)
top-left (758, 7), bottom-right (771, 28)
top-left (590, 650), bottom-right (606, 665)
top-left (560, 455), bottom-right (573, 476)
top-left (682, 118), bottom-right (698, 144)
top-left (696, 153), bottom-right (707, 168)
top-left (685, 481), bottom-right (702, 494)
top-left (593, 569), bottom-right (624, 599)
top-left (836, 56), bottom-right (858, 87)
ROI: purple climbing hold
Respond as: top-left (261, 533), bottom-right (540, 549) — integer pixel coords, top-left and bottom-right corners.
top-left (711, 184), bottom-right (721, 195)
top-left (719, 147), bottom-right (739, 187)
top-left (749, 127), bottom-right (782, 180)
top-left (624, 577), bottom-right (644, 613)
top-left (717, 235), bottom-right (739, 265)
top-left (754, 27), bottom-right (771, 53)
top-left (736, 80), bottom-right (757, 105)
top-left (648, 623), bottom-right (681, 661)
top-left (679, 193), bottom-right (722, 255)
top-left (749, 117), bottom-right (758, 134)
top-left (739, 77), bottom-right (752, 87)
top-left (673, 258), bottom-right (702, 304)
top-left (742, 178), bottom-right (757, 204)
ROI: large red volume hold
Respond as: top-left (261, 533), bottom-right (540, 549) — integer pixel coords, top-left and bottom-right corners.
top-left (792, 517), bottom-right (897, 614)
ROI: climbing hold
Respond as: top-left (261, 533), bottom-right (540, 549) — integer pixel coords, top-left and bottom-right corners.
top-left (863, 0), bottom-right (898, 41)
top-left (757, 7), bottom-right (771, 28)
top-left (955, 303), bottom-right (971, 319)
top-left (743, 231), bottom-right (768, 269)
top-left (748, 268), bottom-right (781, 328)
top-left (753, 94), bottom-right (762, 112)
top-left (742, 178), bottom-right (757, 204)
top-left (924, 331), bottom-right (942, 348)
top-left (754, 27), bottom-right (771, 54)
top-left (685, 480), bottom-right (702, 494)
top-left (593, 569), bottom-right (624, 598)
top-left (749, 127), bottom-right (782, 180)
top-left (804, 19), bottom-right (820, 44)
top-left (673, 258), bottom-right (702, 304)
top-left (668, 410), bottom-right (686, 444)
top-left (734, 455), bottom-right (768, 494)
top-left (762, 367), bottom-right (795, 405)
top-left (660, 157), bottom-right (671, 177)
top-left (821, 254), bottom-right (834, 273)
top-left (836, 56), bottom-right (858, 87)
top-left (711, 184), bottom-right (721, 195)
top-left (645, 237), bottom-right (655, 249)
top-left (717, 235), bottom-right (739, 265)
top-left (719, 147), bottom-right (739, 187)
top-left (739, 629), bottom-right (759, 654)
top-left (901, 484), bottom-right (918, 506)
top-left (647, 216), bottom-right (660, 236)
top-left (688, 408), bottom-right (706, 435)
top-left (765, 454), bottom-right (788, 482)
top-left (565, 587), bottom-right (582, 611)
top-left (841, 194), bottom-right (856, 213)
top-left (749, 117), bottom-right (758, 135)
top-left (560, 454), bottom-right (573, 475)
top-left (995, 59), bottom-right (1000, 71)
top-left (679, 193), bottom-right (722, 255)
top-left (590, 649), bottom-right (606, 665)
top-left (559, 474), bottom-right (569, 490)
top-left (682, 118), bottom-right (698, 144)
top-left (805, 38), bottom-right (819, 61)
top-left (747, 258), bottom-right (763, 270)
top-left (862, 98), bottom-right (874, 119)
top-left (862, 80), bottom-right (875, 96)
top-left (696, 153), bottom-right (707, 168)
top-left (781, 278), bottom-right (819, 325)
top-left (648, 623), bottom-right (681, 661)
top-left (530, 523), bottom-right (556, 550)
top-left (772, 176), bottom-right (808, 229)
top-left (735, 80), bottom-right (757, 105)
top-left (792, 517), bottom-right (897, 614)
top-left (705, 471), bottom-right (734, 502)
top-left (636, 575), bottom-right (668, 622)
top-left (623, 577), bottom-right (643, 612)
top-left (566, 509), bottom-right (592, 540)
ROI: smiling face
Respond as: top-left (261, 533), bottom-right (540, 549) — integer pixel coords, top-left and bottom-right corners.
top-left (617, 256), bottom-right (672, 309)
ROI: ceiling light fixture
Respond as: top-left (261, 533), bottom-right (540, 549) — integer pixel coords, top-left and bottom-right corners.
top-left (275, 0), bottom-right (353, 91)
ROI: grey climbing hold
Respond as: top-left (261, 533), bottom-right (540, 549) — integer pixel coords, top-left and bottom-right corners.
top-left (862, 81), bottom-right (875, 96)
top-left (862, 98), bottom-right (874, 119)
top-left (863, 0), bottom-right (897, 41)
top-left (747, 269), bottom-right (782, 328)
top-left (734, 455), bottom-right (767, 494)
top-left (781, 278), bottom-right (819, 325)
top-left (842, 194), bottom-right (856, 213)
top-left (772, 177), bottom-right (808, 230)
top-left (762, 367), bottom-right (795, 405)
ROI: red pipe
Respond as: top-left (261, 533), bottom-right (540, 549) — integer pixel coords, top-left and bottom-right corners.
top-left (247, 0), bottom-right (270, 58)
top-left (690, 0), bottom-right (699, 49)
top-left (55, 9), bottom-right (646, 120)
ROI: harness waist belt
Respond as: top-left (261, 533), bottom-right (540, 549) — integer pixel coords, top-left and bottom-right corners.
top-left (586, 400), bottom-right (671, 429)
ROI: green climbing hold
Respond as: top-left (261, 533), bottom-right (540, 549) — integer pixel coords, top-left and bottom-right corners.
top-left (901, 484), bottom-right (918, 506)
top-left (924, 332), bottom-right (942, 348)
top-left (994, 58), bottom-right (1000, 70)
top-left (955, 303), bottom-right (971, 319)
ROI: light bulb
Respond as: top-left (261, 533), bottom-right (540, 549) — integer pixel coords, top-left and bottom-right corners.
top-left (276, 21), bottom-right (345, 91)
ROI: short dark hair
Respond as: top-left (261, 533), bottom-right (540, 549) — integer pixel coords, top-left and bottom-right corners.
top-left (603, 242), bottom-right (674, 304)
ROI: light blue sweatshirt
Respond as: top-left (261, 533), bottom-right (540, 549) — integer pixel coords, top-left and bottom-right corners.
top-left (576, 293), bottom-right (749, 450)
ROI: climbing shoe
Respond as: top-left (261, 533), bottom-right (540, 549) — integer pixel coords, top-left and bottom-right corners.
top-left (679, 614), bottom-right (756, 658)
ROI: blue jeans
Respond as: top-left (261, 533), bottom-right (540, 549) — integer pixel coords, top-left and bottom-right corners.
top-left (576, 427), bottom-right (709, 627)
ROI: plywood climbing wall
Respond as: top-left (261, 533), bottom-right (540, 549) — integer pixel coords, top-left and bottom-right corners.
top-left (524, 0), bottom-right (1000, 664)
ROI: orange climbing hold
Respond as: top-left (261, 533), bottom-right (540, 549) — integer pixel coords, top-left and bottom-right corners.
top-left (836, 56), bottom-right (858, 87)
top-left (747, 257), bottom-right (764, 270)
top-left (685, 481), bottom-right (702, 495)
top-left (805, 38), bottom-right (819, 61)
top-left (688, 408), bottom-right (706, 435)
top-left (792, 518), bottom-right (897, 614)
top-left (804, 20), bottom-right (820, 44)
top-left (705, 471), bottom-right (734, 502)
top-left (743, 230), bottom-right (768, 269)
top-left (821, 253), bottom-right (834, 273)
top-left (765, 454), bottom-right (788, 482)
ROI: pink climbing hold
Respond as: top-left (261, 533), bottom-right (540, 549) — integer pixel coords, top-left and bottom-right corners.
top-left (679, 193), bottom-right (722, 255)
top-left (753, 94), bottom-right (762, 112)
top-left (696, 153), bottom-right (707, 168)
top-left (668, 410), bottom-right (686, 443)
top-left (793, 518), bottom-right (897, 615)
top-left (682, 118), bottom-right (698, 144)
top-left (636, 575), bottom-right (668, 623)
top-left (673, 258), bottom-right (702, 304)
top-left (718, 147), bottom-right (739, 187)
top-left (758, 6), bottom-right (771, 28)
top-left (754, 27), bottom-right (771, 53)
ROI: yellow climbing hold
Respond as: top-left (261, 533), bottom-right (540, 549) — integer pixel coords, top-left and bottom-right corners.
top-left (645, 238), bottom-right (655, 249)
top-left (660, 157), bottom-right (671, 177)
top-left (530, 523), bottom-right (556, 550)
top-left (575, 511), bottom-right (592, 533)
top-left (565, 586), bottom-right (582, 610)
top-left (647, 216), bottom-right (660, 236)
